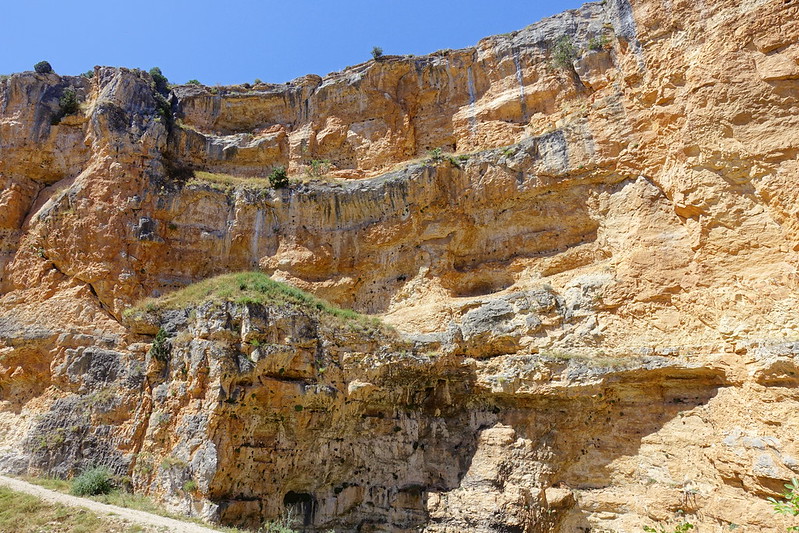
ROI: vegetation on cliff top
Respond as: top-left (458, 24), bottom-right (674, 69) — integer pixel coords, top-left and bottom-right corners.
top-left (33, 61), bottom-right (53, 74)
top-left (127, 272), bottom-right (383, 328)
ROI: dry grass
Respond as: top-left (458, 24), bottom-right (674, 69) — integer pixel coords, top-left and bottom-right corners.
top-left (538, 349), bottom-right (634, 369)
top-left (188, 170), bottom-right (346, 192)
top-left (188, 171), bottom-right (274, 192)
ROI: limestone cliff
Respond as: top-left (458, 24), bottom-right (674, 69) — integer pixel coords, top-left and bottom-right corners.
top-left (1, 0), bottom-right (799, 530)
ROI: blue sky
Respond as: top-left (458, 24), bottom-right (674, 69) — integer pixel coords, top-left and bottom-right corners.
top-left (2, 0), bottom-right (586, 85)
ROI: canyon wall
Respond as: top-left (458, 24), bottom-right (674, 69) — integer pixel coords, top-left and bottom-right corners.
top-left (1, 0), bottom-right (799, 530)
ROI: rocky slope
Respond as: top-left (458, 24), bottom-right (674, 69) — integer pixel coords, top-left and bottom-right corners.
top-left (1, 0), bottom-right (799, 530)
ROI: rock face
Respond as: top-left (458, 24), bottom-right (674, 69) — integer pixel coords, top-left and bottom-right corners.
top-left (1, 0), bottom-right (799, 530)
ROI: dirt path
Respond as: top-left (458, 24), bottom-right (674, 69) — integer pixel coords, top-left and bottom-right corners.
top-left (0, 475), bottom-right (223, 533)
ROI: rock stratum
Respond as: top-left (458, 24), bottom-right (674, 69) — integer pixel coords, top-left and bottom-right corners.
top-left (1, 0), bottom-right (799, 530)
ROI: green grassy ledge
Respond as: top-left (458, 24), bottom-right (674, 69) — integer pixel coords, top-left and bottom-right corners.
top-left (124, 271), bottom-right (380, 328)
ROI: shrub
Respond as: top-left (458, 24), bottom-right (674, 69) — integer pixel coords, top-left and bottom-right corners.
top-left (159, 455), bottom-right (187, 470)
top-left (588, 34), bottom-right (611, 51)
top-left (81, 69), bottom-right (94, 79)
top-left (149, 327), bottom-right (171, 363)
top-left (149, 67), bottom-right (169, 94)
top-left (59, 87), bottom-right (79, 115)
top-left (260, 510), bottom-right (299, 533)
top-left (268, 166), bottom-right (289, 188)
top-left (154, 93), bottom-right (172, 121)
top-left (254, 78), bottom-right (262, 85)
top-left (446, 155), bottom-right (464, 169)
top-left (34, 61), bottom-right (53, 74)
top-left (305, 159), bottom-right (331, 178)
top-left (71, 467), bottom-right (113, 496)
top-left (426, 147), bottom-right (444, 164)
top-left (371, 46), bottom-right (384, 60)
top-left (186, 79), bottom-right (201, 85)
top-left (552, 35), bottom-right (578, 70)
top-left (768, 478), bottom-right (799, 531)
top-left (51, 87), bottom-right (80, 125)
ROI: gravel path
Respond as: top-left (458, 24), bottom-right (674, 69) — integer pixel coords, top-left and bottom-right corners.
top-left (0, 475), bottom-right (223, 533)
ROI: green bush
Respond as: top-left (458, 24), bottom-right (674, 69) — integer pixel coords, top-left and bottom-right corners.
top-left (71, 467), bottom-right (113, 496)
top-left (768, 478), bottom-right (799, 531)
top-left (447, 154), bottom-right (469, 169)
top-left (51, 87), bottom-right (80, 125)
top-left (552, 35), bottom-right (578, 70)
top-left (81, 69), bottom-right (94, 79)
top-left (186, 79), bottom-right (201, 85)
top-left (60, 87), bottom-right (79, 115)
top-left (269, 166), bottom-right (289, 188)
top-left (34, 61), bottom-right (53, 74)
top-left (149, 67), bottom-right (169, 94)
top-left (426, 147), bottom-right (444, 164)
top-left (149, 328), bottom-right (171, 363)
top-left (154, 92), bottom-right (172, 122)
top-left (588, 34), bottom-right (611, 51)
top-left (305, 159), bottom-right (331, 178)
top-left (371, 46), bottom-right (383, 60)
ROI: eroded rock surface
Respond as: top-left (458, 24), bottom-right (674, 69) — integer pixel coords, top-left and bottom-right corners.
top-left (2, 0), bottom-right (799, 530)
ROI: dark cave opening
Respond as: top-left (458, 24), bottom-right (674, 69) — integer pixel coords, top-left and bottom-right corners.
top-left (283, 491), bottom-right (317, 526)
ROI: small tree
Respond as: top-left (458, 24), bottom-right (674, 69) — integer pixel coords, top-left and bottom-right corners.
top-left (59, 87), bottom-right (79, 115)
top-left (371, 46), bottom-right (384, 60)
top-left (51, 87), bottom-right (80, 125)
top-left (186, 79), bottom-right (201, 85)
top-left (552, 35), bottom-right (578, 70)
top-left (34, 61), bottom-right (53, 74)
top-left (269, 166), bottom-right (289, 189)
top-left (149, 67), bottom-right (169, 93)
top-left (769, 478), bottom-right (799, 531)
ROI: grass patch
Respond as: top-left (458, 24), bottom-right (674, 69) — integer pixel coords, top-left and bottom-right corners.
top-left (22, 476), bottom-right (71, 492)
top-left (539, 349), bottom-right (633, 369)
top-left (125, 272), bottom-right (383, 330)
top-left (91, 491), bottom-right (247, 532)
top-left (16, 476), bottom-right (249, 532)
top-left (0, 486), bottom-right (131, 533)
top-left (188, 169), bottom-right (346, 192)
top-left (188, 171), bottom-right (275, 192)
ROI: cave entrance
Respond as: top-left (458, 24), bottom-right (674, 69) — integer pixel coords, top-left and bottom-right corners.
top-left (283, 491), bottom-right (317, 526)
